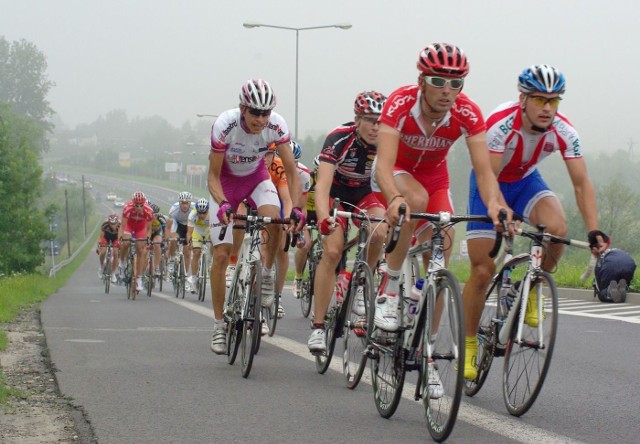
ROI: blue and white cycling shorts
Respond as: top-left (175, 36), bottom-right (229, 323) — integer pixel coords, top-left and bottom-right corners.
top-left (466, 169), bottom-right (556, 240)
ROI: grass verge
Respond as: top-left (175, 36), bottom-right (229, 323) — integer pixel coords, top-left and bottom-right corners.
top-left (0, 234), bottom-right (94, 404)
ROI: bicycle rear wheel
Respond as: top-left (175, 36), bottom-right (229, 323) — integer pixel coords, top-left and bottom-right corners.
top-left (464, 285), bottom-right (500, 397)
top-left (503, 271), bottom-right (558, 416)
top-left (240, 263), bottom-right (262, 378)
top-left (370, 333), bottom-right (405, 418)
top-left (421, 269), bottom-right (464, 442)
top-left (343, 262), bottom-right (373, 389)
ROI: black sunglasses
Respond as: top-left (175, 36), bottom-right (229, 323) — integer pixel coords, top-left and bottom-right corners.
top-left (247, 107), bottom-right (271, 117)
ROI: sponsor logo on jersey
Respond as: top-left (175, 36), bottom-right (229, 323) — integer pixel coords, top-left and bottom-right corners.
top-left (401, 134), bottom-right (452, 150)
top-left (222, 121), bottom-right (237, 137)
top-left (452, 102), bottom-right (478, 125)
top-left (499, 115), bottom-right (515, 135)
top-left (385, 94), bottom-right (416, 118)
top-left (266, 122), bottom-right (285, 137)
top-left (228, 154), bottom-right (259, 164)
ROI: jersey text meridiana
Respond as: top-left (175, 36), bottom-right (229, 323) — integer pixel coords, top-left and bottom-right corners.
top-left (486, 101), bottom-right (582, 183)
top-left (211, 108), bottom-right (290, 177)
top-left (379, 85), bottom-right (485, 174)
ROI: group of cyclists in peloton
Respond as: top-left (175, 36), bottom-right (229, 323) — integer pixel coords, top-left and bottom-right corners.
top-left (97, 190), bottom-right (213, 294)
top-left (98, 41), bottom-right (612, 385)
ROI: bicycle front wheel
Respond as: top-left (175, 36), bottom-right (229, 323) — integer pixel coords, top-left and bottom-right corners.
top-left (265, 260), bottom-right (279, 337)
top-left (315, 297), bottom-right (340, 374)
top-left (240, 263), bottom-right (262, 378)
top-left (343, 262), bottom-right (373, 389)
top-left (176, 257), bottom-right (186, 299)
top-left (146, 259), bottom-right (153, 298)
top-left (103, 255), bottom-right (111, 294)
top-left (421, 269), bottom-right (464, 442)
top-left (503, 271), bottom-right (558, 416)
top-left (226, 263), bottom-right (244, 365)
top-left (300, 260), bottom-right (314, 318)
top-left (198, 255), bottom-right (207, 302)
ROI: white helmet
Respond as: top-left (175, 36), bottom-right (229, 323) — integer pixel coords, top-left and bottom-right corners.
top-left (178, 191), bottom-right (192, 202)
top-left (239, 79), bottom-right (276, 111)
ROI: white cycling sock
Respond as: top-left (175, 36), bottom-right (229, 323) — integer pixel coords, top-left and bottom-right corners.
top-left (384, 269), bottom-right (401, 295)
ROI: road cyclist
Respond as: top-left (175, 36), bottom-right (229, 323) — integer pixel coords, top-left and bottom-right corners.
top-left (207, 78), bottom-right (305, 355)
top-left (371, 42), bottom-right (511, 336)
top-left (307, 90), bottom-right (389, 354)
top-left (186, 198), bottom-right (212, 295)
top-left (117, 191), bottom-right (154, 293)
top-left (165, 191), bottom-right (195, 291)
top-left (462, 64), bottom-right (609, 381)
top-left (97, 213), bottom-right (120, 285)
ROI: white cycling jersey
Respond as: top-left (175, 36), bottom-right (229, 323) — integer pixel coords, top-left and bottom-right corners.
top-left (297, 161), bottom-right (311, 194)
top-left (211, 108), bottom-right (290, 177)
top-left (168, 202), bottom-right (195, 226)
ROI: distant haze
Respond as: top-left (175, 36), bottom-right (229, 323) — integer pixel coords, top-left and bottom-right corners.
top-left (2, 0), bottom-right (638, 153)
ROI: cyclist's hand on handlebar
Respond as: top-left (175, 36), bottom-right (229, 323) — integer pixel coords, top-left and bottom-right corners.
top-left (588, 229), bottom-right (610, 255)
top-left (489, 203), bottom-right (516, 235)
top-left (385, 195), bottom-right (410, 227)
top-left (216, 201), bottom-right (233, 225)
top-left (319, 217), bottom-right (336, 236)
top-left (290, 207), bottom-right (306, 232)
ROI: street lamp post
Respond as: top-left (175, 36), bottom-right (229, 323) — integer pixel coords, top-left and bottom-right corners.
top-left (242, 22), bottom-right (352, 139)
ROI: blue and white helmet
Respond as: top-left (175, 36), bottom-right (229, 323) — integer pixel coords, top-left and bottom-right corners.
top-left (518, 64), bottom-right (566, 95)
top-left (195, 198), bottom-right (209, 213)
top-left (289, 141), bottom-right (302, 160)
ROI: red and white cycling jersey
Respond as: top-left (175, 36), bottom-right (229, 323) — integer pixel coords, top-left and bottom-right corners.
top-left (211, 108), bottom-right (291, 177)
top-left (122, 202), bottom-right (154, 228)
top-left (486, 101), bottom-right (582, 183)
top-left (379, 85), bottom-right (486, 175)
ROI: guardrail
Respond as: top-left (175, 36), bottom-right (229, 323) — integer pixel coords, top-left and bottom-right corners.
top-left (48, 220), bottom-right (101, 277)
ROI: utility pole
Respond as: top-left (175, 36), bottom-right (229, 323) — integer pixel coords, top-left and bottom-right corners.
top-left (65, 189), bottom-right (72, 257)
top-left (81, 175), bottom-right (87, 236)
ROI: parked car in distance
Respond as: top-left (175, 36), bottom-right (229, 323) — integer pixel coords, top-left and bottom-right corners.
top-left (113, 199), bottom-right (125, 208)
top-left (106, 192), bottom-right (117, 201)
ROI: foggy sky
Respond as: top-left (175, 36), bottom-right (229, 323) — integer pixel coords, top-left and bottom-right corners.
top-left (2, 0), bottom-right (638, 153)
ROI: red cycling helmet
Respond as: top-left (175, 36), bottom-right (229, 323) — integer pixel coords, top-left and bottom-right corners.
top-left (354, 91), bottom-right (387, 115)
top-left (108, 214), bottom-right (119, 224)
top-left (132, 191), bottom-right (146, 204)
top-left (417, 43), bottom-right (469, 78)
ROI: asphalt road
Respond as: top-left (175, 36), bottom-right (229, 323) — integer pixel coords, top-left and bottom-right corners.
top-left (41, 250), bottom-right (640, 444)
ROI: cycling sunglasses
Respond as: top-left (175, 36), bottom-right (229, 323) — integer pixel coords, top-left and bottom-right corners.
top-left (247, 107), bottom-right (271, 117)
top-left (423, 76), bottom-right (464, 90)
top-left (528, 95), bottom-right (562, 109)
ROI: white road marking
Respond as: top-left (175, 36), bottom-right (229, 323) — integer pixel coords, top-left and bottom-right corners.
top-left (153, 290), bottom-right (586, 444)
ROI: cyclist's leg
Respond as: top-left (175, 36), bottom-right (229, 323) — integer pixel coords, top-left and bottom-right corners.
top-left (356, 194), bottom-right (387, 272)
top-left (309, 225), bottom-right (345, 352)
top-left (372, 172), bottom-right (426, 331)
top-left (152, 233), bottom-right (162, 271)
top-left (293, 227), bottom-right (311, 297)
